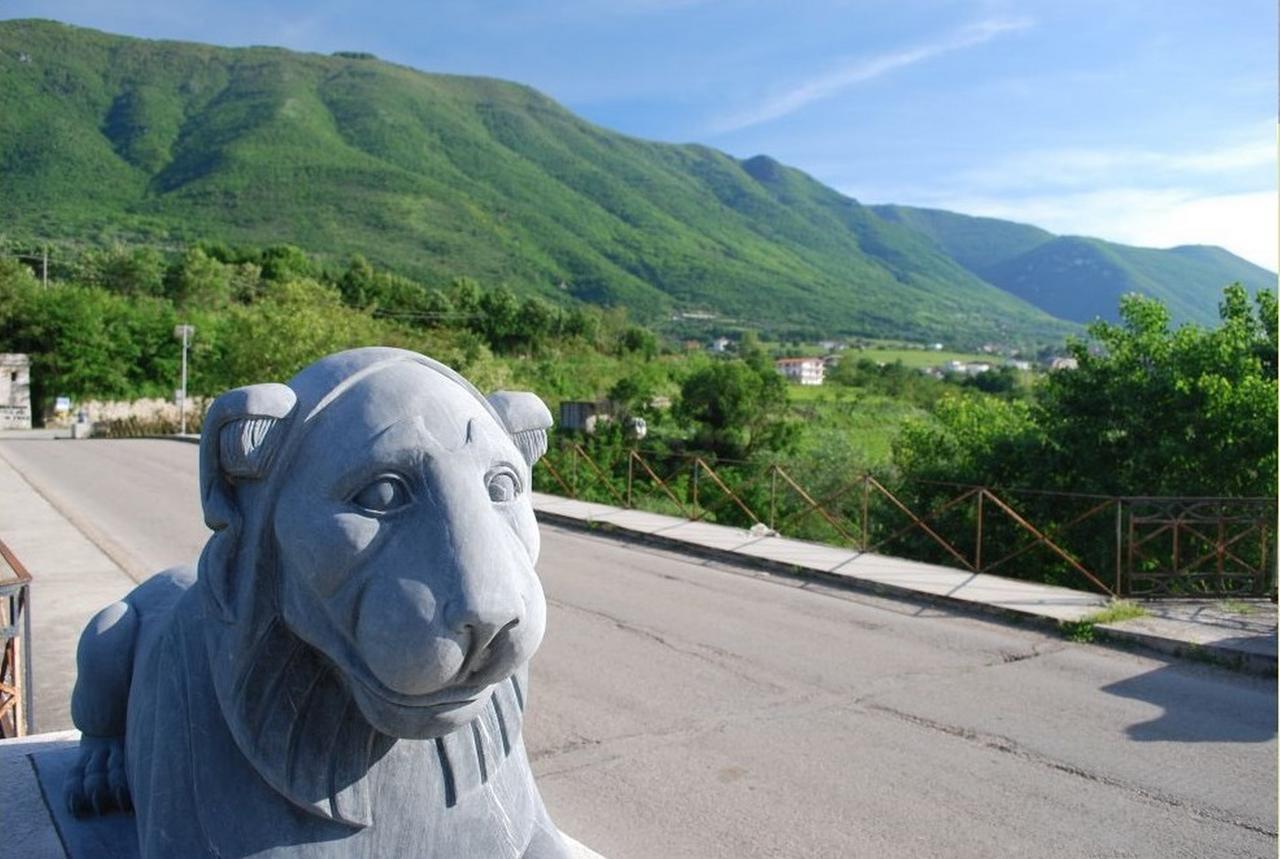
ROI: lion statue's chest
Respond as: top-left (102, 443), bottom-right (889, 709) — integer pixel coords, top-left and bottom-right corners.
top-left (124, 591), bottom-right (540, 859)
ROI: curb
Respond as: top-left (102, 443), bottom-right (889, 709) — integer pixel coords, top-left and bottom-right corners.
top-left (535, 509), bottom-right (1278, 677)
top-left (1091, 623), bottom-right (1277, 677)
top-left (535, 509), bottom-right (1065, 629)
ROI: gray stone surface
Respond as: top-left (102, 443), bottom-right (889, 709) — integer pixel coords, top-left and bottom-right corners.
top-left (2, 435), bottom-right (1276, 858)
top-left (59, 348), bottom-right (568, 858)
top-left (0, 732), bottom-right (603, 859)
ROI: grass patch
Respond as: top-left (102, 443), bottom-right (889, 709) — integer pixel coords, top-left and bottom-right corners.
top-left (1084, 600), bottom-right (1147, 625)
top-left (854, 348), bottom-right (997, 369)
top-left (1059, 620), bottom-right (1096, 643)
top-left (1060, 600), bottom-right (1147, 642)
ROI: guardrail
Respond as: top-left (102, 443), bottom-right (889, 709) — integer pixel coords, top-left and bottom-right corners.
top-left (0, 538), bottom-right (33, 737)
top-left (535, 441), bottom-right (1277, 599)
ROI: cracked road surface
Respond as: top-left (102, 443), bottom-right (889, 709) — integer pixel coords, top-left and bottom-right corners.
top-left (3, 439), bottom-right (1276, 858)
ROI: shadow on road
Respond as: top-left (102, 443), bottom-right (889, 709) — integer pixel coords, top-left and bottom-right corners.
top-left (1101, 641), bottom-right (1278, 743)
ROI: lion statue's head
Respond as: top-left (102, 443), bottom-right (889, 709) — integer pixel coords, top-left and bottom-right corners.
top-left (196, 348), bottom-right (553, 759)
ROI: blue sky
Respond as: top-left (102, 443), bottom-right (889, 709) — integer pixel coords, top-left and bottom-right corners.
top-left (4, 0), bottom-right (1276, 268)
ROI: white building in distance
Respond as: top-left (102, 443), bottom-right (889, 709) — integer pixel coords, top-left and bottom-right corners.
top-left (774, 357), bottom-right (825, 385)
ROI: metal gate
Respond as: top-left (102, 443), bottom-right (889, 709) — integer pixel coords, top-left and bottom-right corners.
top-left (1124, 498), bottom-right (1276, 597)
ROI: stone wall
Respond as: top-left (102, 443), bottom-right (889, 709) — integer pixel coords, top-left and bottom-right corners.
top-left (0, 354), bottom-right (32, 430)
top-left (45, 397), bottom-right (209, 430)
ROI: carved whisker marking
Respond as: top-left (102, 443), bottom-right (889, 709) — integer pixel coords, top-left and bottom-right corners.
top-left (328, 698), bottom-right (377, 826)
top-left (491, 694), bottom-right (512, 756)
top-left (242, 634), bottom-right (305, 740)
top-left (281, 664), bottom-right (329, 784)
top-left (232, 620), bottom-right (296, 703)
top-left (434, 737), bottom-right (458, 808)
top-left (471, 720), bottom-right (489, 783)
top-left (510, 675), bottom-right (524, 712)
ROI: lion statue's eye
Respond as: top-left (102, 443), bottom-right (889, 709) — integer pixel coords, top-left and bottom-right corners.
top-left (352, 476), bottom-right (412, 513)
top-left (486, 469), bottom-right (520, 503)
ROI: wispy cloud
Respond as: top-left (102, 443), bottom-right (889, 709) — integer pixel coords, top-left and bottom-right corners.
top-left (885, 187), bottom-right (1278, 271)
top-left (709, 17), bottom-right (1033, 134)
top-left (854, 122), bottom-right (1279, 269)
top-left (956, 135), bottom-right (1276, 192)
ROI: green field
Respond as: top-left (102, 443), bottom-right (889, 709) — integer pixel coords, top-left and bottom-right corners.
top-left (788, 394), bottom-right (927, 471)
top-left (852, 348), bottom-right (998, 368)
top-left (782, 349), bottom-right (999, 403)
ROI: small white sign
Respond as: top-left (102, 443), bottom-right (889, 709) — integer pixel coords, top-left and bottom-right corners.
top-left (54, 396), bottom-right (71, 413)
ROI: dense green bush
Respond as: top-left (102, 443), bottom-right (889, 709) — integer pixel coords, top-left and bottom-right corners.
top-left (893, 284), bottom-right (1277, 498)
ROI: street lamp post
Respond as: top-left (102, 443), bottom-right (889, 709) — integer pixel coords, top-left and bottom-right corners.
top-left (174, 324), bottom-right (195, 435)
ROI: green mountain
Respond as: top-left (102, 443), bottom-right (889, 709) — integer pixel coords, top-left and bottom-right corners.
top-left (872, 205), bottom-right (1274, 326)
top-left (870, 205), bottom-right (1054, 275)
top-left (3, 20), bottom-right (1264, 342)
top-left (0, 19), bottom-right (1072, 345)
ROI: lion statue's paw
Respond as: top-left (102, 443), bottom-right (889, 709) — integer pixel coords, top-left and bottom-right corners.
top-left (65, 734), bottom-right (131, 816)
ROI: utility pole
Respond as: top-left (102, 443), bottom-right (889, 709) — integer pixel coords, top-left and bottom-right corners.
top-left (42, 245), bottom-right (47, 288)
top-left (174, 324), bottom-right (195, 435)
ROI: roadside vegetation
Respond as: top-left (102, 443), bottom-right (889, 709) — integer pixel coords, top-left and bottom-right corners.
top-left (1, 241), bottom-right (1273, 591)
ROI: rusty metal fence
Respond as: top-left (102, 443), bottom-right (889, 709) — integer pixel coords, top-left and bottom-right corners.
top-left (535, 441), bottom-right (1277, 599)
top-left (0, 538), bottom-right (33, 737)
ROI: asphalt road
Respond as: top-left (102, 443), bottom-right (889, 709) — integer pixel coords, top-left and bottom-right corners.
top-left (2, 438), bottom-right (1275, 858)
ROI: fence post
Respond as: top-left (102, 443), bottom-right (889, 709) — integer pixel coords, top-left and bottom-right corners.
top-left (1114, 499), bottom-right (1123, 595)
top-left (626, 451), bottom-right (634, 508)
top-left (861, 476), bottom-right (869, 550)
top-left (571, 446), bottom-right (579, 497)
top-left (769, 466), bottom-right (777, 530)
top-left (692, 459), bottom-right (700, 519)
top-left (21, 585), bottom-right (32, 734)
top-left (975, 490), bottom-right (984, 572)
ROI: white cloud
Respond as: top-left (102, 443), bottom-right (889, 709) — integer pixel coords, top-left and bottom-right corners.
top-left (710, 16), bottom-right (1033, 133)
top-left (867, 126), bottom-right (1279, 270)
top-left (957, 135), bottom-right (1275, 192)
top-left (914, 187), bottom-right (1278, 271)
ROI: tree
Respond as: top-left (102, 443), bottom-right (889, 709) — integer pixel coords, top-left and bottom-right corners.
top-left (607, 363), bottom-right (670, 421)
top-left (675, 359), bottom-right (793, 460)
top-left (209, 278), bottom-right (387, 388)
top-left (1035, 284), bottom-right (1277, 496)
top-left (617, 325), bottom-right (657, 360)
top-left (76, 245), bottom-right (166, 296)
top-left (476, 287), bottom-right (522, 352)
top-left (166, 248), bottom-right (233, 309)
top-left (893, 285), bottom-right (1278, 498)
top-left (258, 245), bottom-right (316, 282)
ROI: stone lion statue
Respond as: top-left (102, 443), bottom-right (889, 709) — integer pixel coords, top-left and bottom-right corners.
top-left (64, 347), bottom-right (568, 858)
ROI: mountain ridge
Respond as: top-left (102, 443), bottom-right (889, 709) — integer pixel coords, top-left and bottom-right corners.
top-left (870, 204), bottom-right (1274, 326)
top-left (0, 19), bottom-right (1267, 342)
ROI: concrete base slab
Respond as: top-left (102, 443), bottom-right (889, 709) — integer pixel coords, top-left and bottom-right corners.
top-left (2, 732), bottom-right (604, 859)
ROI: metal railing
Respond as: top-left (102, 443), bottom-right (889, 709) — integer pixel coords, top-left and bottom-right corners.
top-left (0, 538), bottom-right (33, 737)
top-left (535, 441), bottom-right (1277, 599)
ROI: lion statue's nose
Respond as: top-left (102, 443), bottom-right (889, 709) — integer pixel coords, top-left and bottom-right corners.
top-left (354, 575), bottom-right (530, 697)
top-left (454, 613), bottom-right (522, 684)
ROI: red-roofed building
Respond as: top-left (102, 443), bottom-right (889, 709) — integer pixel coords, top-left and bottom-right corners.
top-left (774, 357), bottom-right (825, 385)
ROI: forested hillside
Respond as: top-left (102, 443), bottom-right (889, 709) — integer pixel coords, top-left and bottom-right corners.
top-left (0, 19), bottom-right (1068, 345)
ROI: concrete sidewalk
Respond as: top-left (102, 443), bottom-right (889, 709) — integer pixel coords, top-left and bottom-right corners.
top-left (0, 450), bottom-right (138, 733)
top-left (532, 493), bottom-right (1278, 675)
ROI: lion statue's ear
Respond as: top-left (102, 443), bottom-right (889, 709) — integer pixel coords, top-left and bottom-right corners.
top-left (199, 383), bottom-right (298, 620)
top-left (486, 391), bottom-right (553, 466)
